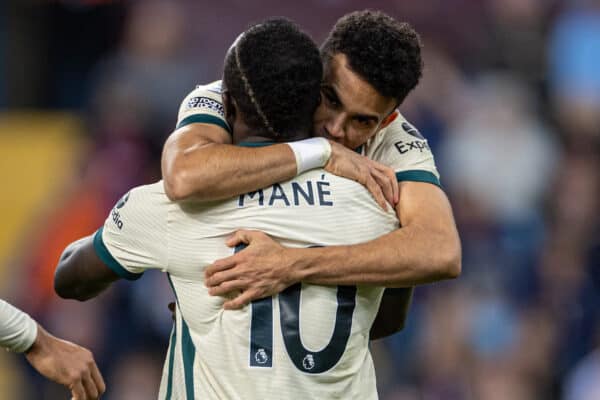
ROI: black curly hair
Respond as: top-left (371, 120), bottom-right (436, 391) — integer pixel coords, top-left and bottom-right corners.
top-left (223, 18), bottom-right (322, 142)
top-left (321, 10), bottom-right (423, 105)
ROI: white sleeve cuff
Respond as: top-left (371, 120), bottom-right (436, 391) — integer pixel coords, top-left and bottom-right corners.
top-left (0, 299), bottom-right (38, 353)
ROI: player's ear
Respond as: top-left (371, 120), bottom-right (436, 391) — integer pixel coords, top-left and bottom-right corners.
top-left (380, 111), bottom-right (398, 129)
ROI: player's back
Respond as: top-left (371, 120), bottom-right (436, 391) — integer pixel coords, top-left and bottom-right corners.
top-left (100, 169), bottom-right (398, 399)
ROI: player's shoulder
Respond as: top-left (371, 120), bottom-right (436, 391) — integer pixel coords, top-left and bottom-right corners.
top-left (177, 80), bottom-right (229, 132)
top-left (363, 112), bottom-right (441, 184)
top-left (375, 112), bottom-right (426, 142)
top-left (182, 80), bottom-right (225, 111)
top-left (188, 80), bottom-right (224, 97)
top-left (120, 181), bottom-right (170, 209)
top-left (365, 112), bottom-right (432, 156)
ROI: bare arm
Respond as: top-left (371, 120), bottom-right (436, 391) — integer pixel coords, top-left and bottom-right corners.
top-left (162, 124), bottom-right (297, 201)
top-left (369, 288), bottom-right (414, 340)
top-left (205, 181), bottom-right (461, 308)
top-left (54, 236), bottom-right (120, 301)
top-left (288, 182), bottom-right (461, 286)
top-left (162, 124), bottom-right (398, 208)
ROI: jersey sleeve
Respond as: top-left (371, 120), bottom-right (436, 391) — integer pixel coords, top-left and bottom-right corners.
top-left (93, 183), bottom-right (169, 280)
top-left (364, 114), bottom-right (441, 187)
top-left (0, 299), bottom-right (37, 353)
top-left (176, 80), bottom-right (231, 134)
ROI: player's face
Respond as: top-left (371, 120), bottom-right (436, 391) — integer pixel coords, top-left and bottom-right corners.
top-left (313, 53), bottom-right (398, 150)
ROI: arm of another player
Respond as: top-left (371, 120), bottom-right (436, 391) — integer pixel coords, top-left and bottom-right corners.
top-left (205, 181), bottom-right (460, 308)
top-left (291, 181), bottom-right (461, 286)
top-left (0, 299), bottom-right (105, 399)
top-left (369, 287), bottom-right (414, 340)
top-left (54, 235), bottom-right (120, 301)
top-left (25, 324), bottom-right (105, 399)
top-left (163, 123), bottom-right (296, 201)
top-left (55, 184), bottom-right (166, 300)
top-left (162, 124), bottom-right (397, 209)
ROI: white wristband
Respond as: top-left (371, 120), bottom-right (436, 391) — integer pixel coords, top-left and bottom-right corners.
top-left (287, 137), bottom-right (332, 175)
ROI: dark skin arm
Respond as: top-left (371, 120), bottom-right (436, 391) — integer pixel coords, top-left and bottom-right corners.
top-left (54, 236), bottom-right (120, 301)
top-left (369, 287), bottom-right (414, 340)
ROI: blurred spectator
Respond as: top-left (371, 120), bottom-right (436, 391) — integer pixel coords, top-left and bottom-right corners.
top-left (564, 344), bottom-right (600, 400)
top-left (548, 0), bottom-right (600, 143)
top-left (438, 73), bottom-right (558, 299)
top-left (105, 350), bottom-right (164, 400)
top-left (483, 0), bottom-right (553, 87)
top-left (87, 0), bottom-right (199, 156)
top-left (440, 73), bottom-right (558, 225)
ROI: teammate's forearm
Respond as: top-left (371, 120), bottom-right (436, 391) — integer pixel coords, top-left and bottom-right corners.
top-left (291, 226), bottom-right (460, 287)
top-left (163, 143), bottom-right (298, 201)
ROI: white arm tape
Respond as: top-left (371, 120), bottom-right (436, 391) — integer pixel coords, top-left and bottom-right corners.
top-left (287, 137), bottom-right (332, 175)
top-left (0, 299), bottom-right (38, 353)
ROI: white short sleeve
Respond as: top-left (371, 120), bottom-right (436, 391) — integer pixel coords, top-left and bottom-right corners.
top-left (364, 113), bottom-right (441, 187)
top-left (0, 299), bottom-right (37, 353)
top-left (176, 80), bottom-right (231, 134)
top-left (93, 182), bottom-right (169, 279)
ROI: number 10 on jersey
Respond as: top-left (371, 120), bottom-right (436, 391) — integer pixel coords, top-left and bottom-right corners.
top-left (236, 245), bottom-right (357, 374)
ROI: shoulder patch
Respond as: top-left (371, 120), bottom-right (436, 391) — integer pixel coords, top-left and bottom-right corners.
top-left (186, 96), bottom-right (225, 117)
top-left (116, 192), bottom-right (130, 209)
top-left (402, 122), bottom-right (424, 139)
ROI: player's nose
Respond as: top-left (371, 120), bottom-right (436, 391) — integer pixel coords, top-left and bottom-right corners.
top-left (325, 114), bottom-right (346, 139)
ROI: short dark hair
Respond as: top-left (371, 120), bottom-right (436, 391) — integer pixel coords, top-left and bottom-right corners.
top-left (223, 18), bottom-right (322, 141)
top-left (321, 10), bottom-right (423, 105)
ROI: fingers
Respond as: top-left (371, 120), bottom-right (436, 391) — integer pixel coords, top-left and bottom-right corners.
top-left (376, 164), bottom-right (399, 204)
top-left (70, 381), bottom-right (86, 400)
top-left (205, 256), bottom-right (236, 279)
top-left (208, 279), bottom-right (248, 296)
top-left (225, 229), bottom-right (264, 247)
top-left (225, 230), bottom-right (248, 247)
top-left (89, 360), bottom-right (106, 398)
top-left (81, 369), bottom-right (99, 399)
top-left (370, 168), bottom-right (395, 208)
top-left (206, 266), bottom-right (241, 288)
top-left (223, 289), bottom-right (262, 310)
top-left (364, 175), bottom-right (388, 211)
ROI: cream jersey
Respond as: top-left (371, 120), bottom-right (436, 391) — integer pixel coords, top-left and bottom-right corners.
top-left (177, 81), bottom-right (441, 187)
top-left (94, 169), bottom-right (399, 400)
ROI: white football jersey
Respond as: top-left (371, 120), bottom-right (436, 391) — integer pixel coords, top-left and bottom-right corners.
top-left (94, 169), bottom-right (399, 400)
top-left (177, 81), bottom-right (441, 187)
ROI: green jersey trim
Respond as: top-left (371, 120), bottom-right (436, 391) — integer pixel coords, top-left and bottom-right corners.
top-left (166, 274), bottom-right (196, 399)
top-left (177, 114), bottom-right (231, 134)
top-left (93, 228), bottom-right (143, 280)
top-left (164, 325), bottom-right (177, 400)
top-left (181, 319), bottom-right (196, 400)
top-left (395, 170), bottom-right (441, 188)
top-left (237, 141), bottom-right (275, 147)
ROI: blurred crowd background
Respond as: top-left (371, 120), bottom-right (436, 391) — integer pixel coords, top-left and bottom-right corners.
top-left (0, 0), bottom-right (599, 399)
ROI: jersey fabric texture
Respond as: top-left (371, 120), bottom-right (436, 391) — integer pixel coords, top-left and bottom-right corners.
top-left (95, 171), bottom-right (398, 400)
